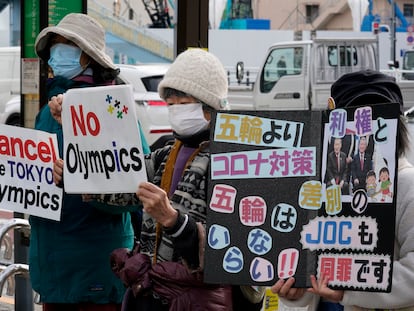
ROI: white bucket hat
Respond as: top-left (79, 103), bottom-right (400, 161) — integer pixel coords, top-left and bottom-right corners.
top-left (35, 13), bottom-right (116, 70)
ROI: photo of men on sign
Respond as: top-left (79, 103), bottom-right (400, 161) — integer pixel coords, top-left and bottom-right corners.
top-left (324, 135), bottom-right (353, 195)
top-left (322, 123), bottom-right (395, 204)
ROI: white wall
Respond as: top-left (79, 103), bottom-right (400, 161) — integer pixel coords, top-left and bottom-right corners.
top-left (146, 28), bottom-right (295, 68)
top-left (209, 29), bottom-right (294, 69)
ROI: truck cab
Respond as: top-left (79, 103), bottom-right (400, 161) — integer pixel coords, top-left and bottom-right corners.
top-left (252, 37), bottom-right (378, 111)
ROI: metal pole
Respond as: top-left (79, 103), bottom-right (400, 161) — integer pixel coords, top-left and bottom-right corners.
top-left (13, 220), bottom-right (32, 311)
top-left (391, 0), bottom-right (397, 67)
top-left (16, 0), bottom-right (44, 307)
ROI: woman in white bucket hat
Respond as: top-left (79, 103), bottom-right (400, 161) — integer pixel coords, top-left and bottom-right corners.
top-left (31, 13), bottom-right (148, 311)
top-left (35, 12), bottom-right (118, 82)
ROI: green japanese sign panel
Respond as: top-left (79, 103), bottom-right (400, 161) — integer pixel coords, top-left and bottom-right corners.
top-left (48, 0), bottom-right (84, 26)
top-left (23, 0), bottom-right (40, 58)
top-left (23, 0), bottom-right (85, 58)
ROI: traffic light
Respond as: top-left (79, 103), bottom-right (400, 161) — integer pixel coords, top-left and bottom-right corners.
top-left (372, 22), bottom-right (380, 34)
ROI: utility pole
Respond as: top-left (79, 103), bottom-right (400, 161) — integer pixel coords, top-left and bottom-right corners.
top-left (390, 0), bottom-right (398, 67)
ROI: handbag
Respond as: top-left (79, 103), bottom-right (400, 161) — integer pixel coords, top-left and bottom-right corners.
top-left (110, 246), bottom-right (232, 311)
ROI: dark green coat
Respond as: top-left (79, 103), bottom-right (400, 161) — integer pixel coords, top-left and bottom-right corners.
top-left (29, 76), bottom-right (135, 303)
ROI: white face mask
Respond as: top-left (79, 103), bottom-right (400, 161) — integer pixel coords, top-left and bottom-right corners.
top-left (168, 103), bottom-right (209, 136)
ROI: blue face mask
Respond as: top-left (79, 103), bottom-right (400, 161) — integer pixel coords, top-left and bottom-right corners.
top-left (48, 43), bottom-right (84, 79)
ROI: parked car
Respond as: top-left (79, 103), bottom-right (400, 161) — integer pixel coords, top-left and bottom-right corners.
top-left (116, 63), bottom-right (173, 150)
top-left (0, 95), bottom-right (21, 126)
top-left (0, 46), bottom-right (21, 126)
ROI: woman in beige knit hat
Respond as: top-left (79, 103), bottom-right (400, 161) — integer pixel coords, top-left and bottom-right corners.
top-left (51, 47), bottom-right (264, 310)
top-left (125, 48), bottom-right (263, 310)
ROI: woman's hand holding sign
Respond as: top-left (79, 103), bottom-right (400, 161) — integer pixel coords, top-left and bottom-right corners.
top-left (271, 277), bottom-right (306, 301)
top-left (136, 182), bottom-right (178, 228)
top-left (308, 274), bottom-right (344, 303)
top-left (49, 95), bottom-right (64, 187)
top-left (49, 94), bottom-right (64, 124)
top-left (53, 158), bottom-right (64, 187)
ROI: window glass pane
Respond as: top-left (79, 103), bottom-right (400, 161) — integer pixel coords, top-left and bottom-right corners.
top-left (306, 5), bottom-right (319, 23)
top-left (404, 4), bottom-right (413, 17)
top-left (328, 46), bottom-right (357, 66)
top-left (142, 75), bottom-right (164, 92)
top-left (260, 47), bottom-right (302, 93)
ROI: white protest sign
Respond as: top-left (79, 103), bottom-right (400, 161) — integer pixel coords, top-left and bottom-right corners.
top-left (62, 84), bottom-right (147, 193)
top-left (0, 124), bottom-right (62, 221)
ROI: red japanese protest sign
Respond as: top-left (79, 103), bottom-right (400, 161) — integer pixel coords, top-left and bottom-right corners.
top-left (205, 104), bottom-right (399, 292)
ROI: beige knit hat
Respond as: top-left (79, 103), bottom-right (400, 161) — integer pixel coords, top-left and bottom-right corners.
top-left (158, 48), bottom-right (229, 110)
top-left (35, 13), bottom-right (116, 70)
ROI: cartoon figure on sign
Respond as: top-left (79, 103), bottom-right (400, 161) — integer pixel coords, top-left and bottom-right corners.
top-left (365, 170), bottom-right (377, 201)
top-left (379, 166), bottom-right (392, 202)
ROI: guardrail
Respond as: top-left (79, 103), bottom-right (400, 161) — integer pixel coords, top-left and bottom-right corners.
top-left (0, 217), bottom-right (35, 310)
top-left (0, 263), bottom-right (29, 297)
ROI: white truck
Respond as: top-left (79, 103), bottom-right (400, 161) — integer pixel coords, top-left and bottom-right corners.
top-left (230, 37), bottom-right (414, 111)
top-left (401, 49), bottom-right (414, 80)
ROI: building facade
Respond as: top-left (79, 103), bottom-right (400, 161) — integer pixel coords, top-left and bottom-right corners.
top-left (253, 0), bottom-right (414, 31)
top-left (99, 0), bottom-right (414, 32)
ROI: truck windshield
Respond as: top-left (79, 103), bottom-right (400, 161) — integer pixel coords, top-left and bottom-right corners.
top-left (260, 47), bottom-right (303, 93)
top-left (402, 51), bottom-right (414, 80)
top-left (403, 51), bottom-right (414, 70)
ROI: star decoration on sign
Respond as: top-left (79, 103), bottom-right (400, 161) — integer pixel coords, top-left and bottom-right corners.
top-left (105, 94), bottom-right (129, 119)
